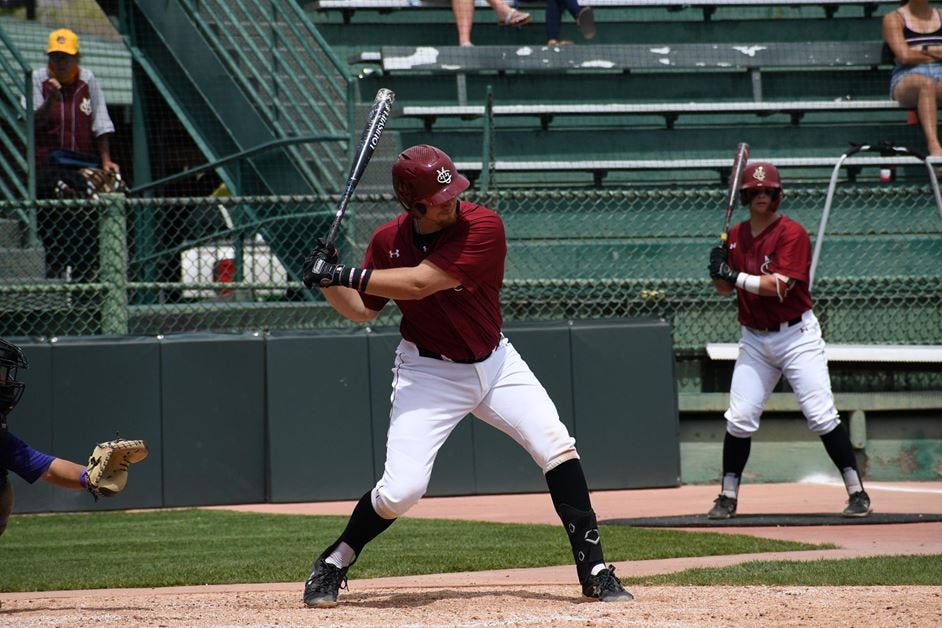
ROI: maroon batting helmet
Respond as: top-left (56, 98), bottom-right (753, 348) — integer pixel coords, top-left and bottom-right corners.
top-left (391, 145), bottom-right (469, 213)
top-left (739, 162), bottom-right (784, 211)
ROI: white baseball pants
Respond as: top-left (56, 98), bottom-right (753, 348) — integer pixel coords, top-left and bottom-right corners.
top-left (726, 309), bottom-right (841, 438)
top-left (371, 337), bottom-right (579, 520)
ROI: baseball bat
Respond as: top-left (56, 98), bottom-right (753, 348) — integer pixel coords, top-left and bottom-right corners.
top-left (321, 88), bottom-right (396, 249)
top-left (720, 142), bottom-right (751, 245)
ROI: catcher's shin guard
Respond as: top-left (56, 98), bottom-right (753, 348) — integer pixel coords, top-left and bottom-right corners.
top-left (556, 503), bottom-right (605, 584)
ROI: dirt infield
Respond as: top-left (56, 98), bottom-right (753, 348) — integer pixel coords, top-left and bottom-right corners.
top-left (2, 481), bottom-right (941, 626)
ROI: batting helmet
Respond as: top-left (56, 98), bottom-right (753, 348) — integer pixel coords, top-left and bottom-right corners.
top-left (392, 145), bottom-right (469, 213)
top-left (739, 162), bottom-right (784, 210)
top-left (0, 339), bottom-right (28, 436)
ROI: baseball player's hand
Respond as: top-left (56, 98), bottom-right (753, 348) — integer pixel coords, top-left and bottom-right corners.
top-left (312, 238), bottom-right (338, 264)
top-left (708, 246), bottom-right (739, 284)
top-left (302, 250), bottom-right (341, 288)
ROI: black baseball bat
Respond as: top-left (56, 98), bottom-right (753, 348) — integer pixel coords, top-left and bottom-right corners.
top-left (322, 88), bottom-right (396, 248)
top-left (720, 142), bottom-right (750, 245)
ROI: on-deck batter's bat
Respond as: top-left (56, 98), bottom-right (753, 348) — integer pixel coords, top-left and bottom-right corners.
top-left (321, 88), bottom-right (396, 249)
top-left (720, 142), bottom-right (750, 245)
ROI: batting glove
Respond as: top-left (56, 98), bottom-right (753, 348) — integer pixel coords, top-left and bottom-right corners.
top-left (708, 246), bottom-right (739, 284)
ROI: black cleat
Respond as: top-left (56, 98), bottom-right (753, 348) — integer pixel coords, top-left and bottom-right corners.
top-left (582, 565), bottom-right (634, 602)
top-left (303, 557), bottom-right (349, 608)
top-left (707, 494), bottom-right (738, 519)
top-left (842, 490), bottom-right (872, 518)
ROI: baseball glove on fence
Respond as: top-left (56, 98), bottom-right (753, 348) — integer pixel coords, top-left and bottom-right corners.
top-left (84, 438), bottom-right (149, 498)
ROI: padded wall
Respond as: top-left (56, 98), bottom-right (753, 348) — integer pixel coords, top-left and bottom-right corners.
top-left (266, 329), bottom-right (376, 502)
top-left (5, 320), bottom-right (679, 514)
top-left (159, 333), bottom-right (266, 507)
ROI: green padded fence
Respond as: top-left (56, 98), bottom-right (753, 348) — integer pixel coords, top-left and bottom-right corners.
top-left (1, 186), bottom-right (939, 352)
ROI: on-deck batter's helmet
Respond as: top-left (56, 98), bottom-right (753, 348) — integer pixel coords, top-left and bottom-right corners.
top-left (0, 339), bottom-right (28, 436)
top-left (739, 162), bottom-right (784, 211)
top-left (392, 144), bottom-right (469, 213)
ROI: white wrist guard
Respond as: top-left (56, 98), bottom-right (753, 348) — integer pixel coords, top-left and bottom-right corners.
top-left (735, 272), bottom-right (762, 294)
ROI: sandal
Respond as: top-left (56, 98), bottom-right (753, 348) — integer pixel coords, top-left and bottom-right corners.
top-left (576, 7), bottom-right (596, 39)
top-left (499, 8), bottom-right (532, 27)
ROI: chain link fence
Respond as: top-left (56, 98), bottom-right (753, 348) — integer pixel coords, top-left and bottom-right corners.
top-left (1, 186), bottom-right (939, 354)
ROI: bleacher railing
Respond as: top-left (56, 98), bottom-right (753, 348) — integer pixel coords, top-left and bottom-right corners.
top-left (1, 187), bottom-right (939, 353)
top-left (179, 0), bottom-right (355, 194)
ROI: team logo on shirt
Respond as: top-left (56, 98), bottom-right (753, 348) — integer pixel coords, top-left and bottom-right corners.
top-left (436, 167), bottom-right (452, 184)
top-left (80, 97), bottom-right (92, 116)
top-left (761, 254), bottom-right (773, 275)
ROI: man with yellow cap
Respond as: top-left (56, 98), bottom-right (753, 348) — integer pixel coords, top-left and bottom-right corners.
top-left (31, 28), bottom-right (121, 281)
top-left (32, 28), bottom-right (119, 180)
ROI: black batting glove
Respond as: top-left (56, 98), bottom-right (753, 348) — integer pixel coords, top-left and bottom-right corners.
top-left (302, 251), bottom-right (373, 291)
top-left (708, 246), bottom-right (739, 284)
top-left (312, 238), bottom-right (338, 264)
top-left (302, 250), bottom-right (340, 289)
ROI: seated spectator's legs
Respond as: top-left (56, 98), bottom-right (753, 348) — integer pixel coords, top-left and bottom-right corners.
top-left (546, 0), bottom-right (563, 42)
top-left (893, 73), bottom-right (942, 157)
top-left (452, 0), bottom-right (475, 46)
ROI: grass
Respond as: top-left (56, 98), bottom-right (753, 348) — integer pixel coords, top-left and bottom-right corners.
top-left (1, 509), bottom-right (935, 591)
top-left (626, 554), bottom-right (942, 586)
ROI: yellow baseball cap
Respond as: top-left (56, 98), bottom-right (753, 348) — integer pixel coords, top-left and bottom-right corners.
top-left (47, 28), bottom-right (79, 55)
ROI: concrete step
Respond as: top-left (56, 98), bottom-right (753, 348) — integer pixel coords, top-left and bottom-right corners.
top-left (0, 247), bottom-right (45, 279)
top-left (0, 278), bottom-right (71, 311)
top-left (0, 218), bottom-right (22, 248)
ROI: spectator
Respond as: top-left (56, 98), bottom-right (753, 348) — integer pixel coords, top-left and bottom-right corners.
top-left (452, 0), bottom-right (531, 47)
top-left (883, 0), bottom-right (942, 160)
top-left (546, 2), bottom-right (596, 47)
top-left (32, 28), bottom-right (120, 190)
top-left (29, 28), bottom-right (121, 281)
top-left (0, 339), bottom-right (92, 539)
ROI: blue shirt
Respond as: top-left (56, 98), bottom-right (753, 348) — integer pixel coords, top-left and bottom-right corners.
top-left (1, 431), bottom-right (55, 486)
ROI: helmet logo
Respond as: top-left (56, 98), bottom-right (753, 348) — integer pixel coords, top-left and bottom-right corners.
top-left (436, 167), bottom-right (452, 184)
top-left (752, 166), bottom-right (767, 182)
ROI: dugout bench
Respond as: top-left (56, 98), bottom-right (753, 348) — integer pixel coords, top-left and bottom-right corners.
top-left (694, 343), bottom-right (942, 449)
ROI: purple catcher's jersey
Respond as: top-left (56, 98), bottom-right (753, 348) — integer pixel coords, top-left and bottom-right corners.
top-left (1, 431), bottom-right (55, 485)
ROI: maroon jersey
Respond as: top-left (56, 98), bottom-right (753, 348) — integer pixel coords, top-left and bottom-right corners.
top-left (31, 67), bottom-right (115, 168)
top-left (360, 200), bottom-right (506, 361)
top-left (727, 214), bottom-right (813, 329)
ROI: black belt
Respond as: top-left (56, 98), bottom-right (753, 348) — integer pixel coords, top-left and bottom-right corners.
top-left (417, 346), bottom-right (494, 364)
top-left (750, 315), bottom-right (803, 333)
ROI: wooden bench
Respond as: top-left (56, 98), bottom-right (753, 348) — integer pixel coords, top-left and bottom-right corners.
top-left (355, 40), bottom-right (893, 118)
top-left (696, 343), bottom-right (942, 448)
top-left (453, 155), bottom-right (924, 186)
top-left (402, 100), bottom-right (902, 131)
top-left (316, 0), bottom-right (894, 22)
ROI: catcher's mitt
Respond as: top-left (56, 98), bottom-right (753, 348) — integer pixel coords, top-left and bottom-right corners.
top-left (84, 438), bottom-right (149, 498)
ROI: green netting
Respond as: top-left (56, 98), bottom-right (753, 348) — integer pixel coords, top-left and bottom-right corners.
top-left (1, 186), bottom-right (939, 353)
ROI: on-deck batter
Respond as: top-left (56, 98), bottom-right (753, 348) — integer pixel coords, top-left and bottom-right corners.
top-left (299, 144), bottom-right (633, 607)
top-left (707, 162), bottom-right (872, 519)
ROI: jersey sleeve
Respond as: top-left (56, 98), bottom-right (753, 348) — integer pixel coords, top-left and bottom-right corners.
top-left (426, 211), bottom-right (505, 292)
top-left (0, 432), bottom-right (55, 484)
top-left (768, 219), bottom-right (811, 282)
top-left (84, 70), bottom-right (115, 138)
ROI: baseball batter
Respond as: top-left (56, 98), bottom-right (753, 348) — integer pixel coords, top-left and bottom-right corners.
top-left (707, 162), bottom-right (871, 519)
top-left (299, 144), bottom-right (633, 607)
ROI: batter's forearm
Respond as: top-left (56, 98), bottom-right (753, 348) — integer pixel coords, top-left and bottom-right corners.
top-left (321, 286), bottom-right (378, 322)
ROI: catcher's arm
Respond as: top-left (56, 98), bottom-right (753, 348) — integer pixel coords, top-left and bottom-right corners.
top-left (83, 438), bottom-right (149, 499)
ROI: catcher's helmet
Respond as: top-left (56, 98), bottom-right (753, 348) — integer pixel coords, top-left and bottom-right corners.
top-left (739, 162), bottom-right (784, 210)
top-left (392, 145), bottom-right (469, 213)
top-left (0, 339), bottom-right (27, 434)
